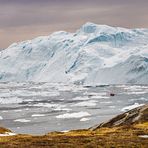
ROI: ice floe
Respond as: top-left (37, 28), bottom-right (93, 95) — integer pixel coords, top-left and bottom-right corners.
top-left (32, 103), bottom-right (70, 111)
top-left (56, 111), bottom-right (91, 119)
top-left (72, 96), bottom-right (90, 101)
top-left (33, 103), bottom-right (64, 108)
top-left (129, 97), bottom-right (148, 102)
top-left (14, 110), bottom-right (22, 112)
top-left (0, 116), bottom-right (3, 120)
top-left (121, 103), bottom-right (144, 112)
top-left (91, 95), bottom-right (110, 99)
top-left (72, 100), bottom-right (97, 107)
top-left (31, 114), bottom-right (46, 117)
top-left (14, 90), bottom-right (60, 97)
top-left (80, 118), bottom-right (90, 122)
top-left (109, 106), bottom-right (116, 109)
top-left (0, 97), bottom-right (23, 104)
top-left (14, 119), bottom-right (31, 122)
top-left (84, 92), bottom-right (107, 96)
top-left (127, 91), bottom-right (147, 95)
top-left (100, 101), bottom-right (112, 104)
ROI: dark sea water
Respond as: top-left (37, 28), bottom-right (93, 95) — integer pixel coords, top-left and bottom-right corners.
top-left (0, 82), bottom-right (147, 135)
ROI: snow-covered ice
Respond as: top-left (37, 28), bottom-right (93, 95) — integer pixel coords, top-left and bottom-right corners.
top-left (56, 112), bottom-right (91, 119)
top-left (72, 100), bottom-right (97, 107)
top-left (91, 95), bottom-right (110, 99)
top-left (0, 97), bottom-right (23, 104)
top-left (14, 119), bottom-right (31, 123)
top-left (0, 22), bottom-right (148, 84)
top-left (72, 96), bottom-right (90, 101)
top-left (80, 118), bottom-right (90, 122)
top-left (31, 114), bottom-right (46, 117)
top-left (129, 97), bottom-right (148, 102)
top-left (121, 103), bottom-right (144, 112)
top-left (0, 116), bottom-right (3, 120)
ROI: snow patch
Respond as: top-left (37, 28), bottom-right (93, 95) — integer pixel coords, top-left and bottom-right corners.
top-left (138, 135), bottom-right (148, 138)
top-left (0, 132), bottom-right (16, 137)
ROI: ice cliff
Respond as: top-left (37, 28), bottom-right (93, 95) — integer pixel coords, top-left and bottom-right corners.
top-left (0, 22), bottom-right (148, 84)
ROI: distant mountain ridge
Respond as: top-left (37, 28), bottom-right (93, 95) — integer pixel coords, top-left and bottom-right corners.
top-left (0, 22), bottom-right (148, 84)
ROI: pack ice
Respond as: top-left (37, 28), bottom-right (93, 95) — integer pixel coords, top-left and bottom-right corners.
top-left (0, 22), bottom-right (148, 84)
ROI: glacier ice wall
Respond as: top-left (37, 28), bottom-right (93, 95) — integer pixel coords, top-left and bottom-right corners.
top-left (0, 22), bottom-right (148, 84)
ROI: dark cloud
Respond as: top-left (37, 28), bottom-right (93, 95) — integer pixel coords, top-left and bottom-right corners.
top-left (0, 0), bottom-right (148, 48)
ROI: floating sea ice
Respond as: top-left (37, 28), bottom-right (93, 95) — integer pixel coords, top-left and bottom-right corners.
top-left (100, 101), bottom-right (112, 104)
top-left (14, 90), bottom-right (60, 97)
top-left (14, 110), bottom-right (22, 112)
top-left (0, 92), bottom-right (12, 98)
top-left (56, 111), bottom-right (91, 119)
top-left (33, 103), bottom-right (64, 108)
top-left (31, 114), bottom-right (45, 117)
top-left (2, 111), bottom-right (8, 113)
top-left (121, 103), bottom-right (144, 112)
top-left (14, 119), bottom-right (31, 123)
top-left (0, 97), bottom-right (23, 104)
top-left (116, 85), bottom-right (127, 88)
top-left (91, 95), bottom-right (110, 99)
top-left (127, 91), bottom-right (147, 95)
top-left (80, 118), bottom-right (90, 122)
top-left (72, 100), bottom-right (97, 107)
top-left (53, 107), bottom-right (72, 111)
top-left (129, 97), bottom-right (148, 102)
top-left (109, 106), bottom-right (116, 109)
top-left (84, 92), bottom-right (107, 96)
top-left (0, 116), bottom-right (3, 120)
top-left (72, 96), bottom-right (90, 101)
top-left (123, 86), bottom-right (143, 91)
top-left (57, 85), bottom-right (73, 91)
top-left (71, 86), bottom-right (88, 92)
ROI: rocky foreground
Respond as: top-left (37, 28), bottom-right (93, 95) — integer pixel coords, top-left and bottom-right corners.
top-left (0, 104), bottom-right (148, 148)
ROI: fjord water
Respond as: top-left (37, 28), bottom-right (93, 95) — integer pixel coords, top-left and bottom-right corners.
top-left (0, 82), bottom-right (147, 134)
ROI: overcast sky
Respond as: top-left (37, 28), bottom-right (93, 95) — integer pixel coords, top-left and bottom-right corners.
top-left (0, 0), bottom-right (148, 49)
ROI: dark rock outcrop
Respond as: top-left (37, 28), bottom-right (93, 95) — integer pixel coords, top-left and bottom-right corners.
top-left (90, 104), bottom-right (148, 130)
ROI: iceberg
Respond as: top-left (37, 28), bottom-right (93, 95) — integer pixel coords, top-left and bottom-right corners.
top-left (0, 22), bottom-right (148, 84)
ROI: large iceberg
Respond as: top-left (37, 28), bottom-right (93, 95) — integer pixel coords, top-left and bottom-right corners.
top-left (0, 22), bottom-right (148, 84)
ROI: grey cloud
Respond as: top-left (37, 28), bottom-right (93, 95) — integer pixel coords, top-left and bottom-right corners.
top-left (0, 0), bottom-right (148, 48)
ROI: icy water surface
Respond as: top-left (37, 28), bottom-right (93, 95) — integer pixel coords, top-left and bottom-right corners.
top-left (0, 82), bottom-right (148, 134)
